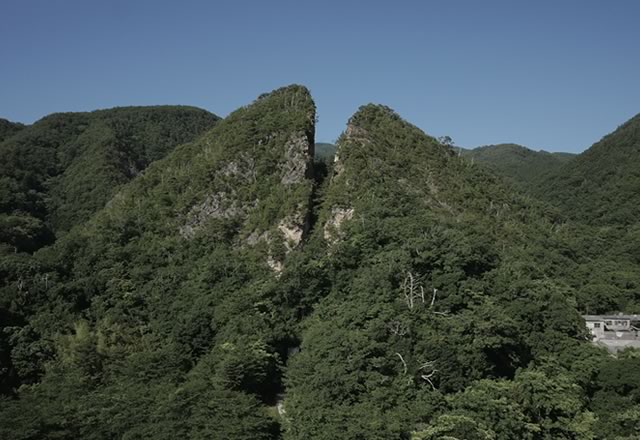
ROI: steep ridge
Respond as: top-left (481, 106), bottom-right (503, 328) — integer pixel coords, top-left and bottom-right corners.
top-left (462, 143), bottom-right (575, 192)
top-left (283, 105), bottom-right (593, 440)
top-left (0, 85), bottom-right (316, 439)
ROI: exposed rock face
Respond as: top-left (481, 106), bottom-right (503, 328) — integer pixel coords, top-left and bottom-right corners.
top-left (179, 191), bottom-right (251, 238)
top-left (179, 154), bottom-right (260, 238)
top-left (254, 210), bottom-right (311, 276)
top-left (246, 230), bottom-right (270, 246)
top-left (344, 123), bottom-right (369, 143)
top-left (220, 154), bottom-right (257, 182)
top-left (323, 207), bottom-right (354, 242)
top-left (281, 132), bottom-right (313, 185)
top-left (278, 209), bottom-right (310, 251)
top-left (165, 85), bottom-right (316, 272)
top-left (333, 150), bottom-right (345, 178)
top-left (267, 255), bottom-right (285, 274)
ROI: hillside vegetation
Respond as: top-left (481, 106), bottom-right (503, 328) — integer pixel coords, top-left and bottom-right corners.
top-left (284, 105), bottom-right (601, 439)
top-left (0, 87), bottom-right (639, 440)
top-left (535, 113), bottom-right (640, 226)
top-left (0, 118), bottom-right (25, 142)
top-left (314, 142), bottom-right (336, 160)
top-left (0, 85), bottom-right (317, 439)
top-left (0, 106), bottom-right (219, 248)
top-left (532, 113), bottom-right (640, 316)
top-left (462, 143), bottom-right (575, 191)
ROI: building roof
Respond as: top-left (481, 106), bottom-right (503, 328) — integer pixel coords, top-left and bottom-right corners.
top-left (583, 314), bottom-right (640, 321)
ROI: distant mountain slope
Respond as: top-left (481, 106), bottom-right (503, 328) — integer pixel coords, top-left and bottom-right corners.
top-left (314, 142), bottom-right (336, 160)
top-left (530, 113), bottom-right (640, 317)
top-left (0, 118), bottom-right (25, 142)
top-left (535, 113), bottom-right (640, 226)
top-left (0, 106), bottom-right (218, 251)
top-left (462, 143), bottom-right (575, 191)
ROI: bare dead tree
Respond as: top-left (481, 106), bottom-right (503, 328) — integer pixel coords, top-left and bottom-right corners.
top-left (402, 271), bottom-right (426, 310)
top-left (419, 360), bottom-right (438, 390)
top-left (402, 272), bottom-right (415, 309)
top-left (387, 321), bottom-right (408, 336)
top-left (401, 272), bottom-right (450, 317)
top-left (396, 352), bottom-right (408, 375)
top-left (428, 287), bottom-right (450, 316)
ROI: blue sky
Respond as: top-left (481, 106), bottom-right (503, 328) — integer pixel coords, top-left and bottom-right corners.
top-left (1, 0), bottom-right (638, 153)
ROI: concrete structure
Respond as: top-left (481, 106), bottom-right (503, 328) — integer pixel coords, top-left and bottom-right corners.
top-left (583, 314), bottom-right (640, 353)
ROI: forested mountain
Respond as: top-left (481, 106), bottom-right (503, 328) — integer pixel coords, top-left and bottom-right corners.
top-left (0, 106), bottom-right (219, 250)
top-left (462, 143), bottom-right (575, 191)
top-left (1, 87), bottom-right (639, 440)
top-left (535, 113), bottom-right (640, 226)
top-left (0, 85), bottom-right (316, 439)
top-left (0, 118), bottom-right (25, 142)
top-left (532, 113), bottom-right (640, 317)
top-left (284, 105), bottom-right (602, 439)
top-left (0, 105), bottom-right (218, 417)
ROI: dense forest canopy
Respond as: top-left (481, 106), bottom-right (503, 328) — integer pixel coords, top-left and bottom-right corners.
top-left (314, 142), bottom-right (336, 161)
top-left (0, 106), bottom-right (219, 244)
top-left (0, 86), bottom-right (639, 440)
top-left (529, 114), bottom-right (640, 316)
top-left (534, 113), bottom-right (640, 226)
top-left (0, 118), bottom-right (25, 143)
top-left (461, 143), bottom-right (575, 192)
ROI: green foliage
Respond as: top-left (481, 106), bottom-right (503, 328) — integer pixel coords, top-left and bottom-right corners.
top-left (462, 143), bottom-right (575, 192)
top-left (0, 90), bottom-right (637, 440)
top-left (0, 118), bottom-right (25, 142)
top-left (314, 142), bottom-right (336, 160)
top-left (535, 113), bottom-right (640, 226)
top-left (412, 414), bottom-right (497, 440)
top-left (0, 105), bottom-right (219, 397)
top-left (415, 370), bottom-right (596, 440)
top-left (283, 104), bottom-right (590, 439)
top-left (0, 85), bottom-right (315, 439)
top-left (528, 114), bottom-right (640, 315)
top-left (0, 106), bottom-right (219, 238)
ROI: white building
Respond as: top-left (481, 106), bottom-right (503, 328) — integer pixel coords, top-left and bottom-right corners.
top-left (583, 314), bottom-right (640, 353)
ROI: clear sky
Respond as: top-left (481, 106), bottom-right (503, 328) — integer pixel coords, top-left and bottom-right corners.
top-left (1, 0), bottom-right (639, 153)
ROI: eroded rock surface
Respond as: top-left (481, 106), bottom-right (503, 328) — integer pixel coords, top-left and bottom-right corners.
top-left (281, 132), bottom-right (313, 185)
top-left (323, 207), bottom-right (354, 242)
top-left (179, 191), bottom-right (250, 238)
